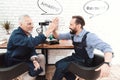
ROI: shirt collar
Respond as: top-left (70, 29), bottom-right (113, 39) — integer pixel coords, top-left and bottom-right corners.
top-left (77, 29), bottom-right (87, 37)
top-left (18, 27), bottom-right (31, 36)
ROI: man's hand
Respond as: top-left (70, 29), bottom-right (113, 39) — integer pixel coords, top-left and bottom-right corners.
top-left (48, 17), bottom-right (59, 32)
top-left (33, 60), bottom-right (40, 71)
top-left (31, 56), bottom-right (41, 71)
top-left (45, 17), bottom-right (59, 37)
top-left (95, 63), bottom-right (111, 78)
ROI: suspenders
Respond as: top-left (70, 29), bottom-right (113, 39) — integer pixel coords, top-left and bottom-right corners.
top-left (71, 32), bottom-right (93, 66)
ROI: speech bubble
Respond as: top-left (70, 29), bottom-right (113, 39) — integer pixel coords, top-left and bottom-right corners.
top-left (83, 0), bottom-right (109, 18)
top-left (37, 0), bottom-right (63, 15)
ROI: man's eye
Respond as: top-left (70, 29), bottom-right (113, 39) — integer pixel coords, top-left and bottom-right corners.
top-left (27, 23), bottom-right (32, 25)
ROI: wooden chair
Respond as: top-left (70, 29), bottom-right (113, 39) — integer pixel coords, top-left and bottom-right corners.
top-left (0, 53), bottom-right (28, 80)
top-left (67, 54), bottom-right (104, 80)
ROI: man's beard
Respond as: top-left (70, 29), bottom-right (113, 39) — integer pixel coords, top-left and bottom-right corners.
top-left (70, 29), bottom-right (77, 34)
top-left (28, 30), bottom-right (32, 33)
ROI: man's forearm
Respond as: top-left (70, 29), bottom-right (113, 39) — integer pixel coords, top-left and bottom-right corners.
top-left (44, 30), bottom-right (51, 38)
top-left (52, 31), bottom-right (59, 39)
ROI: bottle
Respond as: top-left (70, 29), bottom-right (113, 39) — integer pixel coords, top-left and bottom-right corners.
top-left (49, 34), bottom-right (53, 40)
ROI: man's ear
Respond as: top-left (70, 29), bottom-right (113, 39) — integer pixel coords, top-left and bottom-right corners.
top-left (77, 24), bottom-right (81, 29)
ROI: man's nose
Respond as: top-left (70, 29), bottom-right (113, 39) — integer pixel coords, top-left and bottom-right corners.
top-left (69, 26), bottom-right (71, 29)
top-left (31, 24), bottom-right (34, 28)
top-left (69, 26), bottom-right (72, 29)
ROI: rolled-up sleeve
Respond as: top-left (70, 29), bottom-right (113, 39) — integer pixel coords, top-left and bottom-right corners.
top-left (87, 33), bottom-right (113, 53)
top-left (58, 33), bottom-right (71, 40)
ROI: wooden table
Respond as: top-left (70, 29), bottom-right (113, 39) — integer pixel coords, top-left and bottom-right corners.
top-left (0, 40), bottom-right (73, 49)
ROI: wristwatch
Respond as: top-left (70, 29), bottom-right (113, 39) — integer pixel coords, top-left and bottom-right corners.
top-left (104, 62), bottom-right (111, 66)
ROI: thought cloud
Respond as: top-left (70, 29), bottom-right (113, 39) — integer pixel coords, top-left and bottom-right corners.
top-left (83, 0), bottom-right (109, 18)
top-left (37, 0), bottom-right (63, 15)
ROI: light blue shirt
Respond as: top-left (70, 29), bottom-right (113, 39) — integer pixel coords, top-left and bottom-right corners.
top-left (58, 29), bottom-right (113, 58)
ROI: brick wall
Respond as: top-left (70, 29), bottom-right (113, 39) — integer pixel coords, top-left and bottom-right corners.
top-left (0, 0), bottom-right (72, 64)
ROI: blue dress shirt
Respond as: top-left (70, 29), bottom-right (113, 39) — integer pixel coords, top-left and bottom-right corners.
top-left (58, 29), bottom-right (113, 58)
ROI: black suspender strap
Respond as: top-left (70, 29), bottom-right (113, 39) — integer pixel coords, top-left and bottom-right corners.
top-left (81, 32), bottom-right (89, 47)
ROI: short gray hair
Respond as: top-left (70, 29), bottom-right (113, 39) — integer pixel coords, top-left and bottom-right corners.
top-left (19, 14), bottom-right (30, 23)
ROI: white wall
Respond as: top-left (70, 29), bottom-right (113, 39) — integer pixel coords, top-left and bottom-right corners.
top-left (0, 0), bottom-right (119, 64)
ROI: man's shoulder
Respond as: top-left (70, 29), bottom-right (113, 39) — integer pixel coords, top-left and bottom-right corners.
top-left (86, 32), bottom-right (100, 42)
top-left (12, 27), bottom-right (23, 34)
top-left (11, 28), bottom-right (25, 38)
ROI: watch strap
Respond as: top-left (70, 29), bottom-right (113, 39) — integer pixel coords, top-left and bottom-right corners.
top-left (104, 62), bottom-right (110, 66)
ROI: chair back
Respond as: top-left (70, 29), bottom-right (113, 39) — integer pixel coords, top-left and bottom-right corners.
top-left (0, 53), bottom-right (6, 66)
top-left (0, 53), bottom-right (29, 80)
top-left (67, 54), bottom-right (104, 80)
